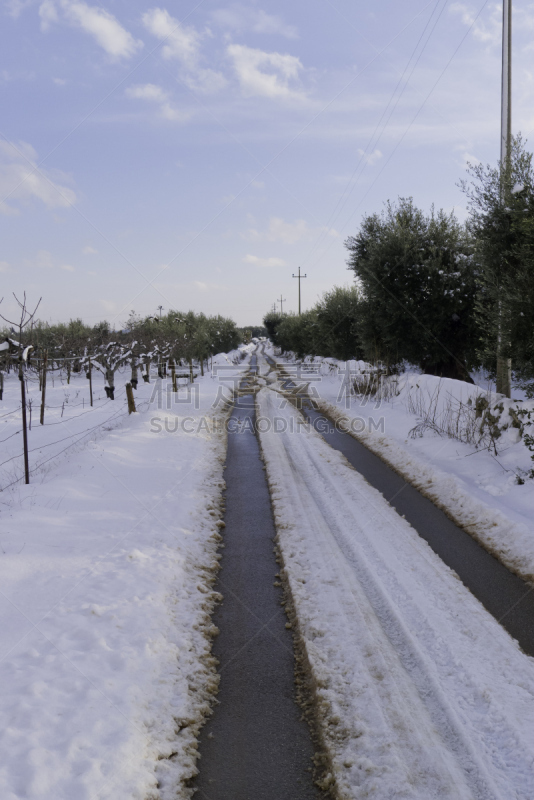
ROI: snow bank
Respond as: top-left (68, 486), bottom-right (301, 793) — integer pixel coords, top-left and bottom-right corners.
top-left (0, 356), bottom-right (249, 799)
top-left (269, 350), bottom-right (534, 583)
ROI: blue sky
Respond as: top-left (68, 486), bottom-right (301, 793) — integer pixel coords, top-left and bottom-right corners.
top-left (1, 0), bottom-right (534, 327)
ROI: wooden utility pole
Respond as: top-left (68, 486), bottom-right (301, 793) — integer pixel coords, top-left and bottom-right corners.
top-left (497, 0), bottom-right (512, 398)
top-left (277, 294), bottom-right (286, 314)
top-left (292, 266), bottom-right (307, 316)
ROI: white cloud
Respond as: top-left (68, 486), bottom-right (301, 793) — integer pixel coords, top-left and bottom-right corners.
top-left (82, 244), bottom-right (98, 254)
top-left (142, 8), bottom-right (226, 94)
top-left (24, 249), bottom-right (75, 271)
top-left (251, 180), bottom-right (265, 188)
top-left (125, 83), bottom-right (190, 122)
top-left (243, 254), bottom-right (286, 267)
top-left (194, 280), bottom-right (226, 291)
top-left (142, 7), bottom-right (199, 63)
top-left (39, 1), bottom-right (143, 59)
top-left (5, 0), bottom-right (33, 18)
top-left (357, 148), bottom-right (383, 166)
top-left (450, 3), bottom-right (501, 46)
top-left (0, 260), bottom-right (11, 272)
top-left (227, 44), bottom-right (304, 100)
top-left (244, 217), bottom-right (338, 244)
top-left (126, 82), bottom-right (168, 102)
top-left (454, 145), bottom-right (482, 168)
top-left (31, 249), bottom-right (54, 268)
top-left (0, 139), bottom-right (77, 216)
top-left (211, 5), bottom-right (298, 39)
top-left (100, 299), bottom-right (117, 313)
top-left (53, 77), bottom-right (67, 85)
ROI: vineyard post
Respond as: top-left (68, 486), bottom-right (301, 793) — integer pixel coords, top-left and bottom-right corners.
top-left (126, 382), bottom-right (136, 414)
top-left (40, 349), bottom-right (47, 425)
top-left (19, 350), bottom-right (30, 484)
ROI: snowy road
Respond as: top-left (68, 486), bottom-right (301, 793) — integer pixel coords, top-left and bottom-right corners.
top-left (256, 382), bottom-right (534, 799)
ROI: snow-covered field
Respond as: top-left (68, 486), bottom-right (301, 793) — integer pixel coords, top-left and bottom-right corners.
top-left (256, 380), bottom-right (534, 799)
top-left (267, 347), bottom-right (534, 583)
top-left (0, 348), bottom-right (251, 800)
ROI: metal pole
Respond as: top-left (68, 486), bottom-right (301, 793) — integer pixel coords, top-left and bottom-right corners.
top-left (501, 0), bottom-right (512, 169)
top-left (497, 0), bottom-right (512, 397)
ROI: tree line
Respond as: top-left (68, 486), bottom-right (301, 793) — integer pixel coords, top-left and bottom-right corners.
top-left (1, 308), bottom-right (242, 399)
top-left (264, 136), bottom-right (534, 395)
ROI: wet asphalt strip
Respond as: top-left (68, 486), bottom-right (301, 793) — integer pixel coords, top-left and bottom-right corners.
top-left (298, 401), bottom-right (534, 657)
top-left (192, 359), bottom-right (322, 800)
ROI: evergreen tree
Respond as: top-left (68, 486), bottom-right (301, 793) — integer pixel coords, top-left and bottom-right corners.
top-left (460, 135), bottom-right (534, 390)
top-left (263, 311), bottom-right (285, 345)
top-left (315, 286), bottom-right (364, 360)
top-left (345, 198), bottom-right (477, 380)
top-left (276, 310), bottom-right (320, 358)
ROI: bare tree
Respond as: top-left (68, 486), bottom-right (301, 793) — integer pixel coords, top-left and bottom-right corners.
top-left (0, 293), bottom-right (42, 484)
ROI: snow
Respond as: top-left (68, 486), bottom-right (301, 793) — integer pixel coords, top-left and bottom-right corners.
top-left (0, 350), bottom-right (250, 799)
top-left (256, 381), bottom-right (534, 799)
top-left (269, 347), bottom-right (534, 583)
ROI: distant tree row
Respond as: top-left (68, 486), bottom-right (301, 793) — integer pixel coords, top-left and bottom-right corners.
top-left (1, 308), bottom-right (241, 398)
top-left (2, 309), bottom-right (240, 365)
top-left (265, 136), bottom-right (534, 393)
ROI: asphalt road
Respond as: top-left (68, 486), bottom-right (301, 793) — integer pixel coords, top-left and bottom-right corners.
top-left (192, 357), bottom-right (321, 800)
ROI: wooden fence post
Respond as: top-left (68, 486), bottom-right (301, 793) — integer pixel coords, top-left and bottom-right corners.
top-left (19, 359), bottom-right (30, 484)
top-left (40, 349), bottom-right (47, 425)
top-left (89, 358), bottom-right (93, 407)
top-left (126, 382), bottom-right (136, 414)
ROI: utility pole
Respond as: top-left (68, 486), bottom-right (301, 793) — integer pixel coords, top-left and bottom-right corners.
top-left (277, 294), bottom-right (286, 314)
top-left (157, 305), bottom-right (164, 320)
top-left (497, 0), bottom-right (512, 398)
top-left (292, 266), bottom-right (307, 316)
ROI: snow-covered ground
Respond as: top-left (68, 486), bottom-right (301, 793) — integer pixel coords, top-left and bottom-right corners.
top-left (256, 381), bottom-right (534, 800)
top-left (0, 347), bottom-right (251, 800)
top-left (267, 346), bottom-right (534, 583)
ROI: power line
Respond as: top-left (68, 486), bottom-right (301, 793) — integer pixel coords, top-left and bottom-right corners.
top-left (302, 0), bottom-right (451, 268)
top-left (306, 0), bottom-right (492, 274)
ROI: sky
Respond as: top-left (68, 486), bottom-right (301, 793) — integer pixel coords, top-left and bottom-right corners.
top-left (1, 0), bottom-right (534, 328)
